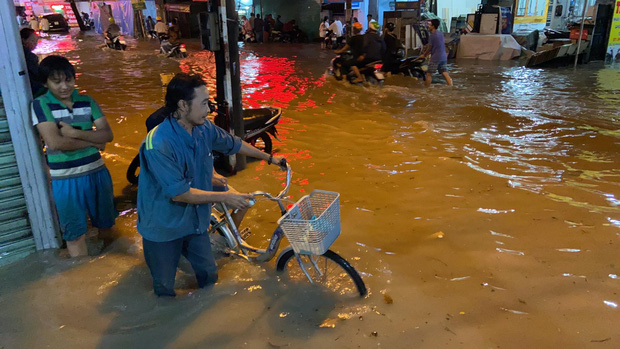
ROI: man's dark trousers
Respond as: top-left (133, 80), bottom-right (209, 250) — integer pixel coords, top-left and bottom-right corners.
top-left (143, 233), bottom-right (218, 297)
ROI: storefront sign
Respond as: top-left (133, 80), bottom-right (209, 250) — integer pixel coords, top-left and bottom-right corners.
top-left (50, 3), bottom-right (78, 26)
top-left (131, 0), bottom-right (146, 10)
top-left (607, 1), bottom-right (620, 63)
top-left (165, 4), bottom-right (191, 13)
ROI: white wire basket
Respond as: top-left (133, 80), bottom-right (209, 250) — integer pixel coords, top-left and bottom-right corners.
top-left (277, 190), bottom-right (341, 255)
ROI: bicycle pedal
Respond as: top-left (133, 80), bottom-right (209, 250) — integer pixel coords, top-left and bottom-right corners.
top-left (240, 227), bottom-right (252, 239)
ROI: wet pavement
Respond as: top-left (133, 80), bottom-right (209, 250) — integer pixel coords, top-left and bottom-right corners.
top-left (0, 30), bottom-right (619, 348)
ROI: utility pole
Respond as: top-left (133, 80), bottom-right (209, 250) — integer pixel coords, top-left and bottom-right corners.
top-left (213, 0), bottom-right (245, 172)
top-left (68, 0), bottom-right (88, 31)
top-left (574, 0), bottom-right (589, 69)
top-left (346, 0), bottom-right (352, 37)
top-left (0, 0), bottom-right (60, 251)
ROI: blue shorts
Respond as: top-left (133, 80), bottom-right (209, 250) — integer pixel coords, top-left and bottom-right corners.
top-left (52, 167), bottom-right (118, 241)
top-left (428, 60), bottom-right (448, 74)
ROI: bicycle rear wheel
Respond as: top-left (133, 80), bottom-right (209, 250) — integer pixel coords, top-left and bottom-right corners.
top-left (276, 249), bottom-right (367, 297)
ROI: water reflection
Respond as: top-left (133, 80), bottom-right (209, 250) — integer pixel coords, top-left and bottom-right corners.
top-left (2, 31), bottom-right (618, 347)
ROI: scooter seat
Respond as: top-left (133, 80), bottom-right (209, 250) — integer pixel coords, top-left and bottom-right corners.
top-left (242, 107), bottom-right (281, 130)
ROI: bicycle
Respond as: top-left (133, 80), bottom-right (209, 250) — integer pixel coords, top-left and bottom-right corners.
top-left (209, 164), bottom-right (367, 297)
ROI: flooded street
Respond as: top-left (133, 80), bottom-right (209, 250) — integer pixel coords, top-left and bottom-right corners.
top-left (1, 31), bottom-right (619, 348)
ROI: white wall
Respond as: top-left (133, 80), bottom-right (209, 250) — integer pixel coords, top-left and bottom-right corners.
top-left (437, 0), bottom-right (480, 31)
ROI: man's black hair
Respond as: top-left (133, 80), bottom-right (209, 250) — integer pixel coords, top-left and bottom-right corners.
top-left (165, 73), bottom-right (207, 113)
top-left (430, 19), bottom-right (440, 30)
top-left (20, 27), bottom-right (35, 41)
top-left (39, 55), bottom-right (76, 82)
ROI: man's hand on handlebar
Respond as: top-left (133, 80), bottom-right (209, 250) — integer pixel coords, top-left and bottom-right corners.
top-left (269, 155), bottom-right (287, 171)
top-left (222, 191), bottom-right (254, 210)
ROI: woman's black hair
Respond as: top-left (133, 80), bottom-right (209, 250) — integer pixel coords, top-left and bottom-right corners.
top-left (20, 28), bottom-right (35, 41)
top-left (39, 55), bottom-right (76, 82)
top-left (164, 73), bottom-right (207, 113)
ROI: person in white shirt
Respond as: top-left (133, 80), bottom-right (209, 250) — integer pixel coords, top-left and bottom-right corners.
top-left (154, 16), bottom-right (168, 39)
top-left (327, 17), bottom-right (343, 47)
top-left (39, 16), bottom-right (50, 32)
top-left (29, 15), bottom-right (39, 30)
top-left (319, 16), bottom-right (329, 49)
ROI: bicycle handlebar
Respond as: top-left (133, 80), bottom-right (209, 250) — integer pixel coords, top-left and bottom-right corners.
top-left (250, 163), bottom-right (291, 202)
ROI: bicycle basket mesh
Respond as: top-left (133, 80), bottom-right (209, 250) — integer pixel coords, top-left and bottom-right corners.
top-left (277, 190), bottom-right (341, 255)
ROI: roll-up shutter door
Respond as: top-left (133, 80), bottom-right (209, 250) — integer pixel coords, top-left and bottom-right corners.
top-left (0, 94), bottom-right (36, 267)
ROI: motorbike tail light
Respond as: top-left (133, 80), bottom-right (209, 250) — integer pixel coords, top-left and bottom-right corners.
top-left (180, 44), bottom-right (186, 48)
top-left (374, 64), bottom-right (383, 69)
top-left (35, 30), bottom-right (40, 35)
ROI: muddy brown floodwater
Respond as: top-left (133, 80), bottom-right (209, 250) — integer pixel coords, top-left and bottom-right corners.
top-left (1, 31), bottom-right (619, 348)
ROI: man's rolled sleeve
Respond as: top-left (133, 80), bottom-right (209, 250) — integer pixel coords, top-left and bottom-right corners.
top-left (210, 124), bottom-right (242, 155)
top-left (142, 142), bottom-right (191, 200)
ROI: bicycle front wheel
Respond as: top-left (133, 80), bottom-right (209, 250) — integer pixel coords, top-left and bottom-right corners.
top-left (276, 249), bottom-right (367, 297)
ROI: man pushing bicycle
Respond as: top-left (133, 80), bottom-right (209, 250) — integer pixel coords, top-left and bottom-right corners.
top-left (137, 73), bottom-right (286, 297)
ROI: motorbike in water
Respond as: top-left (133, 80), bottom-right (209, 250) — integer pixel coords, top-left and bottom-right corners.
top-left (382, 49), bottom-right (428, 80)
top-left (105, 35), bottom-right (127, 50)
top-left (329, 52), bottom-right (385, 86)
top-left (126, 103), bottom-right (281, 184)
top-left (158, 33), bottom-right (188, 58)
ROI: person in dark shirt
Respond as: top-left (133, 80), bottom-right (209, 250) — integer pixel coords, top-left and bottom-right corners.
top-left (105, 18), bottom-right (121, 40)
top-left (254, 14), bottom-right (264, 43)
top-left (362, 21), bottom-right (386, 63)
top-left (168, 18), bottom-right (181, 45)
top-left (274, 15), bottom-right (283, 31)
top-left (335, 22), bottom-right (365, 83)
top-left (382, 22), bottom-right (402, 74)
top-left (20, 28), bottom-right (44, 97)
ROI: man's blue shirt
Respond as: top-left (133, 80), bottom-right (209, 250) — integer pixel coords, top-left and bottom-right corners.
top-left (137, 116), bottom-right (242, 242)
top-left (429, 30), bottom-right (447, 63)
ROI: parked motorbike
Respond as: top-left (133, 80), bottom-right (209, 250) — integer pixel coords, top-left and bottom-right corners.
top-left (329, 52), bottom-right (385, 86)
top-left (126, 104), bottom-right (281, 184)
top-left (105, 35), bottom-right (126, 50)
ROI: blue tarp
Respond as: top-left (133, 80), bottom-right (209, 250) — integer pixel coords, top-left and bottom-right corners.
top-left (90, 1), bottom-right (156, 38)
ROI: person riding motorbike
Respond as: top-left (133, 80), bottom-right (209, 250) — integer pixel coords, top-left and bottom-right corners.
top-left (334, 22), bottom-right (365, 83)
top-left (105, 17), bottom-right (121, 42)
top-left (154, 16), bottom-right (168, 38)
top-left (382, 22), bottom-right (403, 74)
top-left (361, 20), bottom-right (385, 63)
top-left (161, 18), bottom-right (181, 54)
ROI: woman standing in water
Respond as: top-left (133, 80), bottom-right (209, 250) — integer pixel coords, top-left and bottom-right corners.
top-left (319, 16), bottom-right (329, 49)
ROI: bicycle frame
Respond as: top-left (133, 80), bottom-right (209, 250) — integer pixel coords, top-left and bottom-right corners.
top-left (208, 165), bottom-right (342, 286)
top-left (208, 164), bottom-right (292, 262)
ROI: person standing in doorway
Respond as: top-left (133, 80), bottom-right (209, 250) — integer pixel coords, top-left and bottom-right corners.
top-left (31, 56), bottom-right (117, 258)
top-left (20, 28), bottom-right (44, 97)
top-left (145, 16), bottom-right (156, 38)
top-left (421, 19), bottom-right (452, 87)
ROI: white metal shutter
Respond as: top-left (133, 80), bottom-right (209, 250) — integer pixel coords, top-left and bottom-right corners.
top-left (0, 94), bottom-right (36, 267)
